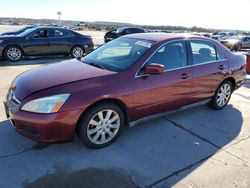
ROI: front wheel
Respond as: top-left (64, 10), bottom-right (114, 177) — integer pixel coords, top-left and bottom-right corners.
top-left (71, 46), bottom-right (84, 58)
top-left (210, 81), bottom-right (233, 110)
top-left (78, 103), bottom-right (125, 148)
top-left (5, 46), bottom-right (23, 61)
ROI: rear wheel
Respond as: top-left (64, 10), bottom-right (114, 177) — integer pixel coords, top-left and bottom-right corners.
top-left (78, 102), bottom-right (125, 148)
top-left (4, 46), bottom-right (23, 61)
top-left (71, 46), bottom-right (84, 58)
top-left (210, 81), bottom-right (233, 110)
top-left (234, 43), bottom-right (241, 51)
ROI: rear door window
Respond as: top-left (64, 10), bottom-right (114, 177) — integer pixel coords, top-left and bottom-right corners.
top-left (50, 29), bottom-right (65, 38)
top-left (190, 41), bottom-right (221, 65)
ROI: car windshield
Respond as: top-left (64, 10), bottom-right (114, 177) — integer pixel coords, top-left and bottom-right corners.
top-left (15, 26), bottom-right (33, 33)
top-left (17, 27), bottom-right (38, 37)
top-left (116, 28), bottom-right (124, 33)
top-left (81, 37), bottom-right (154, 72)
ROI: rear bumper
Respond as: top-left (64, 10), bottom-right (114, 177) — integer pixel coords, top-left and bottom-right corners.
top-left (84, 43), bottom-right (94, 54)
top-left (0, 45), bottom-right (4, 59)
top-left (246, 55), bottom-right (250, 74)
top-left (4, 101), bottom-right (82, 143)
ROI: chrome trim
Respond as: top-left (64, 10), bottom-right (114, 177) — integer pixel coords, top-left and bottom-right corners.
top-left (135, 38), bottom-right (227, 78)
top-left (12, 95), bottom-right (21, 104)
top-left (9, 119), bottom-right (15, 128)
top-left (8, 90), bottom-right (21, 104)
top-left (129, 99), bottom-right (211, 127)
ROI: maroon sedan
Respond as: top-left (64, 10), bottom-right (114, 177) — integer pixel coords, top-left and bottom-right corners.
top-left (4, 33), bottom-right (247, 148)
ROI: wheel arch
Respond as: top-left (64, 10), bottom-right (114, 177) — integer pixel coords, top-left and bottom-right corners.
top-left (76, 98), bottom-right (130, 134)
top-left (3, 44), bottom-right (24, 57)
top-left (222, 77), bottom-right (236, 90)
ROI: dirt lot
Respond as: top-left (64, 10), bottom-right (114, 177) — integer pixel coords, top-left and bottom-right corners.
top-left (0, 25), bottom-right (250, 187)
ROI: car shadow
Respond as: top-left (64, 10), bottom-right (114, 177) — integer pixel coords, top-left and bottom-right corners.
top-left (0, 56), bottom-right (73, 66)
top-left (0, 104), bottom-right (243, 187)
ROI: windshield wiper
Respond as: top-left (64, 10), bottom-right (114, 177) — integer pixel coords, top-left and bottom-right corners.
top-left (88, 62), bottom-right (105, 70)
top-left (80, 60), bottom-right (106, 70)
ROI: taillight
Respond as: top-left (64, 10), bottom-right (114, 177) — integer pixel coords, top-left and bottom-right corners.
top-left (87, 37), bottom-right (93, 43)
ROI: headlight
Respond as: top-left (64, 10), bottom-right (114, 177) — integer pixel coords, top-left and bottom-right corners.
top-left (0, 40), bottom-right (4, 44)
top-left (21, 94), bottom-right (70, 113)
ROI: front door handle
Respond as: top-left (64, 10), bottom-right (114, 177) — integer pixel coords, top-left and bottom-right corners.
top-left (181, 73), bottom-right (191, 79)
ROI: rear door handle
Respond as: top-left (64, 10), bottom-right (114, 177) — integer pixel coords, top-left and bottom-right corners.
top-left (181, 73), bottom-right (191, 79)
top-left (218, 65), bottom-right (224, 70)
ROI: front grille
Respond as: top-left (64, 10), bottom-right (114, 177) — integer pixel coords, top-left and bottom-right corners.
top-left (7, 90), bottom-right (21, 112)
top-left (10, 97), bottom-right (20, 110)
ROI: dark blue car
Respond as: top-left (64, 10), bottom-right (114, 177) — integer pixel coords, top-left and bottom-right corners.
top-left (0, 26), bottom-right (94, 61)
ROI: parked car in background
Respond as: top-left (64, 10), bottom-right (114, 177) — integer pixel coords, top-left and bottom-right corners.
top-left (0, 25), bottom-right (36, 36)
top-left (221, 36), bottom-right (250, 51)
top-left (0, 26), bottom-right (94, 61)
top-left (4, 33), bottom-right (246, 148)
top-left (104, 27), bottom-right (145, 42)
top-left (211, 32), bottom-right (237, 41)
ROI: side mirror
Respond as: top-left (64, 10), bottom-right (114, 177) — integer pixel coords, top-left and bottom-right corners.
top-left (145, 63), bottom-right (165, 74)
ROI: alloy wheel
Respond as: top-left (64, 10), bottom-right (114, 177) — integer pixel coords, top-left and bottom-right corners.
top-left (87, 109), bottom-right (120, 145)
top-left (216, 83), bottom-right (232, 107)
top-left (6, 47), bottom-right (22, 61)
top-left (72, 47), bottom-right (83, 58)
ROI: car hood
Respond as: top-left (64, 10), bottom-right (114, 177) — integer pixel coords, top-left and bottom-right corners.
top-left (11, 59), bottom-right (117, 100)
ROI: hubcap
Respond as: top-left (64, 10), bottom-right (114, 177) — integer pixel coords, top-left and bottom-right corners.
top-left (87, 109), bottom-right (120, 145)
top-left (216, 83), bottom-right (231, 107)
top-left (72, 47), bottom-right (83, 58)
top-left (7, 48), bottom-right (21, 60)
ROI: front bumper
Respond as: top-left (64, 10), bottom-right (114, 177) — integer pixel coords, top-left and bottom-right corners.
top-left (4, 101), bottom-right (82, 143)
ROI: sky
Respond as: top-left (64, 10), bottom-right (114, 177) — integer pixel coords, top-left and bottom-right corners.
top-left (0, 0), bottom-right (249, 30)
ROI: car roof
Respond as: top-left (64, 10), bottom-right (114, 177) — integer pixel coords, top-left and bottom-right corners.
top-left (118, 27), bottom-right (145, 30)
top-left (123, 33), bottom-right (208, 42)
top-left (33, 26), bottom-right (66, 30)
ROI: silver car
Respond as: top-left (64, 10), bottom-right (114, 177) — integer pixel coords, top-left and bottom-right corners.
top-left (220, 36), bottom-right (250, 51)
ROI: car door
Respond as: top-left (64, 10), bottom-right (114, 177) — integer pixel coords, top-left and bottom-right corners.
top-left (188, 40), bottom-right (228, 101)
top-left (48, 29), bottom-right (73, 54)
top-left (23, 29), bottom-right (51, 55)
top-left (134, 40), bottom-right (193, 119)
top-left (242, 37), bottom-right (250, 48)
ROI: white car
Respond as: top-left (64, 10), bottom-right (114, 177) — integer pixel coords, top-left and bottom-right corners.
top-left (211, 32), bottom-right (237, 41)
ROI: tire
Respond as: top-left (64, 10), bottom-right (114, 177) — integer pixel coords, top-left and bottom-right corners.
top-left (234, 43), bottom-right (241, 51)
top-left (210, 80), bottom-right (233, 110)
top-left (78, 102), bottom-right (125, 148)
top-left (71, 46), bottom-right (85, 58)
top-left (4, 46), bottom-right (23, 61)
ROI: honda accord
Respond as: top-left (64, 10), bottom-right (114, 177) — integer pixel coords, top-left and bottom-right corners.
top-left (4, 33), bottom-right (246, 148)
